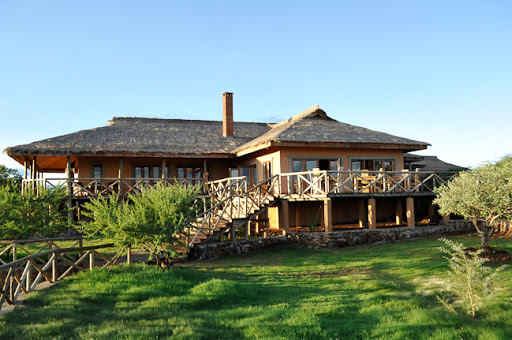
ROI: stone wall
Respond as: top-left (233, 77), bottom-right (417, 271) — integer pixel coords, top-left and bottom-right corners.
top-left (189, 236), bottom-right (288, 260)
top-left (288, 220), bottom-right (475, 248)
top-left (189, 221), bottom-right (474, 260)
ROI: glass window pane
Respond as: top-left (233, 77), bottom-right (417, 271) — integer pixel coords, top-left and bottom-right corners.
top-left (306, 160), bottom-right (317, 171)
top-left (135, 167), bottom-right (141, 178)
top-left (93, 166), bottom-right (102, 178)
top-left (178, 168), bottom-right (184, 178)
top-left (375, 161), bottom-right (383, 171)
top-left (153, 167), bottom-right (160, 178)
top-left (329, 160), bottom-right (338, 171)
top-left (253, 168), bottom-right (258, 184)
top-left (385, 161), bottom-right (393, 171)
top-left (351, 161), bottom-right (361, 171)
top-left (240, 167), bottom-right (250, 178)
top-left (293, 160), bottom-right (303, 172)
top-left (230, 168), bottom-right (239, 177)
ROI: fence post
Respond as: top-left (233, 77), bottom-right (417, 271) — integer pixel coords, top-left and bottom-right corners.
top-left (26, 260), bottom-right (32, 292)
top-left (51, 253), bottom-right (57, 282)
top-left (89, 250), bottom-right (95, 272)
top-left (12, 243), bottom-right (17, 262)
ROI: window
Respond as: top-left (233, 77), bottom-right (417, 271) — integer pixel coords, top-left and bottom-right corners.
top-left (177, 166), bottom-right (203, 185)
top-left (230, 165), bottom-right (257, 185)
top-left (263, 161), bottom-right (272, 180)
top-left (92, 164), bottom-right (103, 178)
top-left (292, 159), bottom-right (340, 172)
top-left (351, 159), bottom-right (395, 171)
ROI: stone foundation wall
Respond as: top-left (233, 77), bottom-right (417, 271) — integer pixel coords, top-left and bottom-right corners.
top-left (288, 220), bottom-right (475, 248)
top-left (189, 221), bottom-right (474, 260)
top-left (189, 236), bottom-right (288, 260)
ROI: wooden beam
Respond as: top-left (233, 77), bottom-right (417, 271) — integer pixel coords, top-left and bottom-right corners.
top-left (406, 197), bottom-right (415, 227)
top-left (358, 199), bottom-right (365, 228)
top-left (323, 198), bottom-right (332, 233)
top-left (396, 199), bottom-right (403, 225)
top-left (368, 198), bottom-right (377, 230)
top-left (280, 200), bottom-right (290, 232)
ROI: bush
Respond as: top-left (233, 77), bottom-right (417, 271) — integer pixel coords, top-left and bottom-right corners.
top-left (0, 184), bottom-right (69, 239)
top-left (436, 238), bottom-right (507, 318)
top-left (79, 183), bottom-right (202, 268)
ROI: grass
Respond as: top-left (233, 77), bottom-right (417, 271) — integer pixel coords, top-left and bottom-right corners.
top-left (1, 235), bottom-right (512, 339)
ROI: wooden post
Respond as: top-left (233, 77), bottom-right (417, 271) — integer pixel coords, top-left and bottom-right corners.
top-left (396, 199), bottom-right (403, 225)
top-left (203, 159), bottom-right (208, 182)
top-left (368, 198), bottom-right (377, 230)
top-left (245, 222), bottom-right (249, 240)
top-left (51, 253), bottom-right (57, 282)
top-left (230, 223), bottom-right (236, 242)
top-left (358, 199), bottom-right (365, 228)
top-left (78, 238), bottom-right (83, 258)
top-left (66, 156), bottom-right (73, 221)
top-left (26, 260), bottom-right (32, 292)
top-left (32, 156), bottom-right (36, 193)
top-left (118, 157), bottom-right (124, 195)
top-left (280, 200), bottom-right (290, 232)
top-left (89, 250), bottom-right (95, 272)
top-left (12, 243), bottom-right (17, 262)
top-left (264, 208), bottom-right (269, 238)
top-left (442, 214), bottom-right (450, 222)
top-left (428, 200), bottom-right (435, 218)
top-left (161, 159), bottom-right (166, 180)
top-left (323, 198), bottom-right (332, 233)
top-left (295, 202), bottom-right (300, 228)
top-left (127, 246), bottom-right (132, 265)
top-left (406, 197), bottom-right (415, 227)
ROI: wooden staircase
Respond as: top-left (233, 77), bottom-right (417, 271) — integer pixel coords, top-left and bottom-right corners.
top-left (180, 175), bottom-right (279, 254)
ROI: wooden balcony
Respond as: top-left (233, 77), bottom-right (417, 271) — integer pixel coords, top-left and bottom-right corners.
top-left (21, 170), bottom-right (458, 200)
top-left (22, 177), bottom-right (206, 199)
top-left (278, 170), bottom-right (458, 198)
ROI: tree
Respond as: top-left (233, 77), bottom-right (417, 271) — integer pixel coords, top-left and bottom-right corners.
top-left (436, 238), bottom-right (507, 318)
top-left (434, 157), bottom-right (512, 247)
top-left (0, 165), bottom-right (22, 189)
top-left (0, 184), bottom-right (69, 239)
top-left (79, 183), bottom-right (202, 268)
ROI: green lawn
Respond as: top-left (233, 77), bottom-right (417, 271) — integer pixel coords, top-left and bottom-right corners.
top-left (1, 235), bottom-right (512, 340)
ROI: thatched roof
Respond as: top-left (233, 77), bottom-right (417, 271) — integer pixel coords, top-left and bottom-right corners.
top-left (404, 153), bottom-right (467, 172)
top-left (5, 106), bottom-right (429, 158)
top-left (235, 106), bottom-right (428, 154)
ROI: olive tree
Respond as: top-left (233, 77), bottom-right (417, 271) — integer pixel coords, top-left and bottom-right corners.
top-left (79, 183), bottom-right (202, 268)
top-left (434, 157), bottom-right (512, 247)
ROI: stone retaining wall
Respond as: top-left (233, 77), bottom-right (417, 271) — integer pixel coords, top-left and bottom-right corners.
top-left (288, 221), bottom-right (475, 248)
top-left (189, 221), bottom-right (474, 260)
top-left (189, 236), bottom-right (288, 260)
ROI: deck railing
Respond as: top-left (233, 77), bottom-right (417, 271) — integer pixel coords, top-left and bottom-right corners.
top-left (22, 177), bottom-right (206, 198)
top-left (21, 170), bottom-right (458, 199)
top-left (278, 170), bottom-right (458, 197)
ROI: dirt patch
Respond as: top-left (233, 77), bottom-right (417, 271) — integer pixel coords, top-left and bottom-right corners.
top-left (465, 246), bottom-right (512, 264)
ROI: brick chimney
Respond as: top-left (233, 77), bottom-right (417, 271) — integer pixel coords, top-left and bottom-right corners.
top-left (223, 92), bottom-right (234, 137)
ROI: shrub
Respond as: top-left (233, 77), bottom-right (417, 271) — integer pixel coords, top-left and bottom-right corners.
top-left (436, 238), bottom-right (507, 318)
top-left (0, 184), bottom-right (69, 239)
top-left (79, 183), bottom-right (202, 268)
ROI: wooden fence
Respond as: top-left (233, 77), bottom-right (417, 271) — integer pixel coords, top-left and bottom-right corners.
top-left (0, 237), bottom-right (130, 312)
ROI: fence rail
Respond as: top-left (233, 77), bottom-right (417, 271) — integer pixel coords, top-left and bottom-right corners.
top-left (22, 177), bottom-right (206, 198)
top-left (0, 238), bottom-right (129, 312)
top-left (278, 170), bottom-right (458, 197)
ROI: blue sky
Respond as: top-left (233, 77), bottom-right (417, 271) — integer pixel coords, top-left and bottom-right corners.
top-left (1, 1), bottom-right (511, 170)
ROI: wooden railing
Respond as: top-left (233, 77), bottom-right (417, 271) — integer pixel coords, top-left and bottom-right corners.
top-left (0, 237), bottom-right (130, 312)
top-left (22, 177), bottom-right (206, 198)
top-left (279, 170), bottom-right (458, 197)
top-left (187, 175), bottom-right (279, 247)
